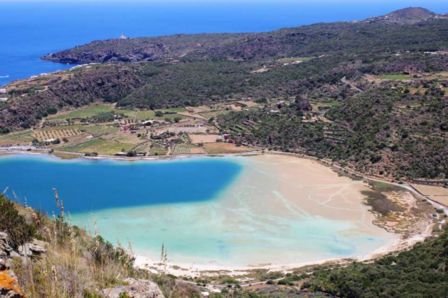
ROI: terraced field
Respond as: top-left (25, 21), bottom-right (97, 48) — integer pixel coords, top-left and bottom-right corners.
top-left (33, 129), bottom-right (82, 142)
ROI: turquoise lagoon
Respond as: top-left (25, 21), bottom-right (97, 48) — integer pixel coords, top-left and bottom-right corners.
top-left (0, 154), bottom-right (395, 267)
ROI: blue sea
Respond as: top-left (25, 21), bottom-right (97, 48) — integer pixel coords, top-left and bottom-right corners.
top-left (1, 0), bottom-right (448, 86)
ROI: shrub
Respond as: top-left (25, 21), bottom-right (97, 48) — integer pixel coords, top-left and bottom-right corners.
top-left (0, 127), bottom-right (10, 134)
top-left (46, 107), bottom-right (58, 115)
top-left (0, 195), bottom-right (35, 248)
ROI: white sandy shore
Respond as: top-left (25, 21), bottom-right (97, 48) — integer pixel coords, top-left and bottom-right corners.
top-left (0, 147), bottom-right (262, 162)
top-left (1, 149), bottom-right (441, 277)
top-left (130, 154), bottom-right (441, 278)
top-left (133, 223), bottom-right (434, 278)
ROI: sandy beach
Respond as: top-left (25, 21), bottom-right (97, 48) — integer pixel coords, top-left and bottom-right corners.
top-left (1, 150), bottom-right (440, 277)
top-left (130, 154), bottom-right (439, 277)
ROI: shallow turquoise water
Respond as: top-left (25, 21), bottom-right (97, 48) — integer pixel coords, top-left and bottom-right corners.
top-left (0, 154), bottom-right (394, 267)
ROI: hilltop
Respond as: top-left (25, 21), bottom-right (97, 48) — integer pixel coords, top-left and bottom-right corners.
top-left (43, 8), bottom-right (448, 65)
top-left (1, 7), bottom-right (448, 181)
top-left (43, 33), bottom-right (246, 64)
top-left (364, 7), bottom-right (444, 24)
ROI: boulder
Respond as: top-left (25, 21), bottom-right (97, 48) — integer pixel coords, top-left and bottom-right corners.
top-left (101, 278), bottom-right (164, 298)
top-left (0, 233), bottom-right (12, 258)
top-left (0, 259), bottom-right (11, 271)
top-left (17, 239), bottom-right (47, 258)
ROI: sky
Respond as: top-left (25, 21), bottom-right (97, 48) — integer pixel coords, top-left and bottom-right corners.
top-left (0, 0), bottom-right (446, 3)
top-left (0, 0), bottom-right (447, 12)
top-left (0, 0), bottom-right (446, 11)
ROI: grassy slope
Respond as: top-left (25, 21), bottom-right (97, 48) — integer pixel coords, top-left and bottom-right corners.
top-left (0, 194), bottom-right (146, 297)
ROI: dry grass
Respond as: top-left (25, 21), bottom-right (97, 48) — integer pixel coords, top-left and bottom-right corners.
top-left (189, 134), bottom-right (220, 144)
top-left (62, 138), bottom-right (136, 155)
top-left (149, 144), bottom-right (167, 156)
top-left (0, 130), bottom-right (35, 146)
top-left (203, 142), bottom-right (254, 154)
top-left (51, 151), bottom-right (81, 160)
top-left (412, 184), bottom-right (448, 206)
top-left (11, 209), bottom-right (145, 298)
top-left (172, 144), bottom-right (206, 155)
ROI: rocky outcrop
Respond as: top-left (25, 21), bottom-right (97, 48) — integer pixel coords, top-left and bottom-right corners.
top-left (101, 278), bottom-right (164, 298)
top-left (0, 233), bottom-right (13, 264)
top-left (17, 239), bottom-right (46, 258)
top-left (0, 232), bottom-right (23, 298)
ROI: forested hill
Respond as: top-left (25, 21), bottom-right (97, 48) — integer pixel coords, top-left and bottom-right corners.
top-left (43, 7), bottom-right (448, 64)
top-left (1, 7), bottom-right (448, 180)
top-left (42, 33), bottom-right (246, 64)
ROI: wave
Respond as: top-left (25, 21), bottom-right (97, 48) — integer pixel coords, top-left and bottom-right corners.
top-left (0, 75), bottom-right (10, 79)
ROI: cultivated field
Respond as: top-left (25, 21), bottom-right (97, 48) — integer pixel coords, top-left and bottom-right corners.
top-left (33, 128), bottom-right (82, 142)
top-left (189, 134), bottom-right (220, 144)
top-left (48, 103), bottom-right (186, 121)
top-left (203, 142), bottom-right (254, 154)
top-left (412, 184), bottom-right (448, 206)
top-left (172, 144), bottom-right (206, 155)
top-left (1, 99), bottom-right (262, 158)
top-left (62, 138), bottom-right (137, 155)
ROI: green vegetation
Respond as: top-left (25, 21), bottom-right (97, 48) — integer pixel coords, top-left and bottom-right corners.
top-left (48, 103), bottom-right (186, 122)
top-left (149, 143), bottom-right (168, 156)
top-left (304, 228), bottom-right (448, 297)
top-left (219, 82), bottom-right (448, 179)
top-left (379, 73), bottom-right (412, 80)
top-left (0, 195), bottom-right (148, 297)
top-left (1, 10), bottom-right (447, 180)
top-left (5, 10), bottom-right (448, 130)
top-left (2, 190), bottom-right (448, 297)
top-left (0, 195), bottom-right (35, 248)
top-left (276, 56), bottom-right (314, 64)
top-left (48, 103), bottom-right (115, 120)
top-left (1, 7), bottom-right (448, 298)
top-left (62, 138), bottom-right (136, 155)
top-left (80, 125), bottom-right (119, 137)
top-left (361, 190), bottom-right (404, 216)
top-left (0, 130), bottom-right (34, 145)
